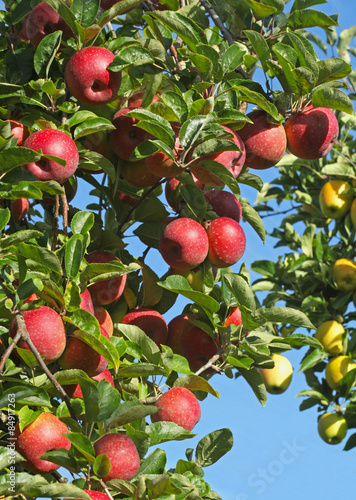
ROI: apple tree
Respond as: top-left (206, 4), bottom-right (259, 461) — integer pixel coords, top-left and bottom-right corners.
top-left (0, 0), bottom-right (352, 498)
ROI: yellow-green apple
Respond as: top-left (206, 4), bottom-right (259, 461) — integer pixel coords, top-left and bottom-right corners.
top-left (86, 251), bottom-right (127, 305)
top-left (189, 126), bottom-right (246, 187)
top-left (66, 367), bottom-right (115, 399)
top-left (145, 123), bottom-right (183, 178)
top-left (94, 306), bottom-right (114, 336)
top-left (166, 312), bottom-right (197, 353)
top-left (159, 218), bottom-right (209, 270)
top-left (121, 159), bottom-right (162, 188)
top-left (325, 355), bottom-right (356, 390)
top-left (11, 198), bottom-right (29, 223)
top-left (151, 387), bottom-right (201, 431)
top-left (58, 326), bottom-right (110, 377)
top-left (66, 491), bottom-right (111, 500)
top-left (333, 258), bottom-right (356, 292)
top-left (206, 217), bottom-right (246, 268)
top-left (259, 353), bottom-right (293, 394)
top-left (121, 308), bottom-right (168, 346)
top-left (317, 412), bottom-right (347, 445)
top-left (238, 110), bottom-right (287, 169)
top-left (9, 305), bottom-right (66, 364)
top-left (14, 413), bottom-right (71, 474)
top-left (24, 2), bottom-right (73, 47)
top-left (315, 320), bottom-right (345, 354)
top-left (128, 90), bottom-right (161, 108)
top-left (169, 265), bottom-right (204, 291)
top-left (80, 288), bottom-right (95, 315)
top-left (204, 190), bottom-right (242, 222)
top-left (284, 106), bottom-right (339, 160)
top-left (351, 198), bottom-right (356, 229)
top-left (23, 129), bottom-right (79, 184)
top-left (65, 47), bottom-right (121, 106)
top-left (93, 433), bottom-right (140, 481)
top-left (180, 325), bottom-right (218, 372)
top-left (110, 107), bottom-right (148, 161)
top-left (8, 119), bottom-right (28, 146)
top-left (319, 180), bottom-right (353, 219)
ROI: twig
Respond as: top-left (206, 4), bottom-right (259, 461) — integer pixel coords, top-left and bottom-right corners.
top-left (52, 194), bottom-right (59, 251)
top-left (99, 480), bottom-right (114, 500)
top-left (107, 21), bottom-right (117, 38)
top-left (61, 192), bottom-right (68, 236)
top-left (194, 353), bottom-right (221, 376)
top-left (0, 329), bottom-right (22, 374)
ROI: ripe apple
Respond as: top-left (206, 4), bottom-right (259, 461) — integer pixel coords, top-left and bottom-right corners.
top-left (121, 308), bottom-right (168, 347)
top-left (67, 491), bottom-right (111, 500)
top-left (24, 2), bottom-right (73, 47)
top-left (319, 180), bottom-right (353, 219)
top-left (166, 312), bottom-right (197, 354)
top-left (66, 367), bottom-right (115, 399)
top-left (15, 412), bottom-right (71, 474)
top-left (127, 90), bottom-right (161, 108)
top-left (58, 326), bottom-right (110, 377)
top-left (117, 191), bottom-right (139, 207)
top-left (151, 387), bottom-right (201, 431)
top-left (145, 123), bottom-right (183, 178)
top-left (189, 126), bottom-right (246, 187)
top-left (206, 217), bottom-right (246, 268)
top-left (109, 107), bottom-right (148, 161)
top-left (325, 355), bottom-right (356, 390)
top-left (224, 306), bottom-right (242, 328)
top-left (86, 251), bottom-right (127, 306)
top-left (11, 198), bottom-right (29, 223)
top-left (121, 159), bottom-right (162, 188)
top-left (9, 305), bottom-right (66, 364)
top-left (284, 106), bottom-right (339, 160)
top-left (204, 190), bottom-right (242, 223)
top-left (259, 354), bottom-right (293, 394)
top-left (94, 306), bottom-right (114, 336)
top-left (93, 433), bottom-right (140, 481)
top-left (333, 258), bottom-right (356, 292)
top-left (238, 110), bottom-right (287, 169)
top-left (159, 218), bottom-right (209, 270)
top-left (65, 47), bottom-right (121, 106)
top-left (80, 288), bottom-right (95, 315)
top-left (315, 320), bottom-right (345, 354)
top-left (23, 129), bottom-right (79, 184)
top-left (180, 325), bottom-right (218, 372)
top-left (317, 412), bottom-right (347, 445)
top-left (8, 119), bottom-right (27, 146)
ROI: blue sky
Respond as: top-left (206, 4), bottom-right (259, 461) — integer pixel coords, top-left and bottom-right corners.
top-left (5, 1), bottom-right (356, 499)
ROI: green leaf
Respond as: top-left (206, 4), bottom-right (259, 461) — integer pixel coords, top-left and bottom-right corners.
top-left (71, 0), bottom-right (100, 28)
top-left (93, 453), bottom-right (111, 478)
top-left (240, 200), bottom-right (265, 243)
top-left (125, 109), bottom-right (175, 147)
top-left (116, 324), bottom-right (161, 365)
top-left (65, 235), bottom-right (83, 280)
top-left (337, 25), bottom-right (356, 58)
top-left (0, 446), bottom-right (23, 471)
top-left (34, 31), bottom-right (62, 79)
top-left (148, 11), bottom-right (204, 52)
top-left (287, 9), bottom-right (339, 29)
top-left (179, 114), bottom-right (215, 150)
top-left (195, 428), bottom-right (233, 467)
top-left (0, 147), bottom-right (40, 173)
top-left (244, 31), bottom-right (272, 73)
top-left (133, 198), bottom-right (169, 223)
top-left (10, 242), bottom-right (63, 275)
top-left (233, 86), bottom-right (281, 121)
top-left (71, 211), bottom-right (95, 236)
top-left (238, 366), bottom-right (267, 406)
top-left (147, 422), bottom-right (195, 446)
top-left (63, 432), bottom-right (96, 465)
top-left (223, 273), bottom-right (256, 311)
top-left (98, 0), bottom-right (143, 26)
top-left (74, 117), bottom-right (115, 140)
top-left (173, 374), bottom-right (219, 397)
top-left (105, 401), bottom-right (159, 430)
top-left (108, 46), bottom-right (155, 72)
top-left (40, 449), bottom-right (79, 473)
top-left (317, 57), bottom-right (352, 84)
top-left (0, 208), bottom-right (10, 231)
top-left (222, 44), bottom-right (244, 74)
top-left (258, 307), bottom-right (315, 329)
top-left (43, 0), bottom-right (80, 36)
top-left (311, 86), bottom-right (354, 114)
top-left (159, 92), bottom-right (188, 123)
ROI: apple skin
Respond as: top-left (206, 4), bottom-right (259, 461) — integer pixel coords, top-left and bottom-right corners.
top-left (24, 2), bottom-right (73, 47)
top-left (58, 326), bottom-right (110, 377)
top-left (145, 123), bottom-right (183, 178)
top-left (204, 190), bottom-right (242, 223)
top-left (11, 198), bottom-right (29, 223)
top-left (8, 119), bottom-right (28, 146)
top-left (166, 312), bottom-right (197, 354)
top-left (151, 387), bottom-right (201, 431)
top-left (65, 47), bottom-right (121, 106)
top-left (224, 306), bottom-right (242, 328)
top-left (189, 126), bottom-right (246, 187)
top-left (259, 354), bottom-right (293, 394)
top-left (284, 106), bottom-right (339, 160)
top-left (110, 107), bottom-right (148, 161)
top-left (319, 180), bottom-right (353, 219)
top-left (9, 305), bottom-right (66, 364)
top-left (325, 355), bottom-right (356, 390)
top-left (66, 367), bottom-right (115, 399)
top-left (238, 110), bottom-right (287, 169)
top-left (318, 412), bottom-right (347, 445)
top-left (206, 217), bottom-right (246, 268)
top-left (94, 433), bottom-right (140, 481)
top-left (117, 191), bottom-right (139, 207)
top-left (80, 288), bottom-right (95, 315)
top-left (86, 251), bottom-right (127, 306)
top-left (94, 306), bottom-right (114, 336)
top-left (315, 320), bottom-right (344, 354)
top-left (180, 325), bottom-right (218, 372)
top-left (121, 308), bottom-right (168, 347)
top-left (15, 413), bottom-right (71, 474)
top-left (333, 258), bottom-right (356, 292)
top-left (66, 490), bottom-right (111, 500)
top-left (23, 129), bottom-right (79, 184)
top-left (159, 218), bottom-right (209, 270)
top-left (121, 159), bottom-right (162, 188)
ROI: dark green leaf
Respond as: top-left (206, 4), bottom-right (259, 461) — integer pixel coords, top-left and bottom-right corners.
top-left (195, 428), bottom-right (233, 467)
top-left (71, 0), bottom-right (100, 27)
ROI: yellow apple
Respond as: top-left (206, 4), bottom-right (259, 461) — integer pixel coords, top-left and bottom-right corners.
top-left (325, 355), bottom-right (356, 390)
top-left (315, 320), bottom-right (345, 354)
top-left (319, 180), bottom-right (353, 219)
top-left (317, 412), bottom-right (347, 445)
top-left (333, 258), bottom-right (356, 292)
top-left (259, 354), bottom-right (293, 394)
top-left (351, 197), bottom-right (356, 230)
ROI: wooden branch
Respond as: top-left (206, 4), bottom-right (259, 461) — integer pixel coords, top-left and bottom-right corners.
top-left (61, 192), bottom-right (68, 236)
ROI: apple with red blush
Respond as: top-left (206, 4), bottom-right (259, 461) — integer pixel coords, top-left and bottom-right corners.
top-left (109, 107), bottom-right (148, 161)
top-left (121, 308), bottom-right (168, 347)
top-left (204, 190), bottom-right (242, 222)
top-left (66, 491), bottom-right (111, 500)
top-left (151, 387), bottom-right (201, 431)
top-left (145, 123), bottom-right (183, 178)
top-left (121, 159), bottom-right (162, 188)
top-left (180, 325), bottom-right (218, 372)
top-left (206, 217), bottom-right (246, 268)
top-left (24, 2), bottom-right (73, 47)
top-left (8, 119), bottom-right (27, 146)
top-left (166, 312), bottom-right (197, 353)
top-left (86, 251), bottom-right (127, 306)
top-left (127, 90), bottom-right (161, 108)
top-left (66, 367), bottom-right (115, 399)
top-left (94, 305), bottom-right (114, 336)
top-left (93, 433), bottom-right (140, 481)
top-left (11, 198), bottom-right (30, 223)
top-left (80, 288), bottom-right (95, 315)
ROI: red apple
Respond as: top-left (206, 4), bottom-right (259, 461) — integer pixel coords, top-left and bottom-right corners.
top-left (224, 306), bottom-right (242, 327)
top-left (121, 308), bottom-right (168, 347)
top-left (23, 129), bottom-right (79, 184)
top-left (109, 107), bottom-right (148, 161)
top-left (66, 367), bottom-right (115, 399)
top-left (11, 198), bottom-right (29, 223)
top-left (204, 190), bottom-right (242, 222)
top-left (206, 217), bottom-right (246, 268)
top-left (9, 306), bottom-right (66, 364)
top-left (58, 326), bottom-right (110, 377)
top-left (127, 90), bottom-right (161, 108)
top-left (284, 106), bottom-right (339, 160)
top-left (159, 218), bottom-right (209, 270)
top-left (80, 288), bottom-right (95, 315)
top-left (151, 387), bottom-right (201, 431)
top-left (94, 433), bottom-right (140, 481)
top-left (66, 491), bottom-right (111, 500)
top-left (189, 126), bottom-right (246, 187)
top-left (117, 191), bottom-right (139, 207)
top-left (166, 312), bottom-right (197, 354)
top-left (94, 305), bottom-right (114, 336)
top-left (145, 123), bottom-right (183, 178)
top-left (65, 47), bottom-right (121, 106)
top-left (24, 2), bottom-right (73, 47)
top-left (82, 130), bottom-right (117, 166)
top-left (180, 325), bottom-right (218, 372)
top-left (86, 251), bottom-right (127, 306)
top-left (238, 110), bottom-right (287, 169)
top-left (8, 119), bottom-right (27, 146)
top-left (121, 159), bottom-right (162, 188)
top-left (15, 413), bottom-right (71, 474)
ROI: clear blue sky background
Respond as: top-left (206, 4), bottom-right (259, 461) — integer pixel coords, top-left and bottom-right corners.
top-left (5, 1), bottom-right (356, 499)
